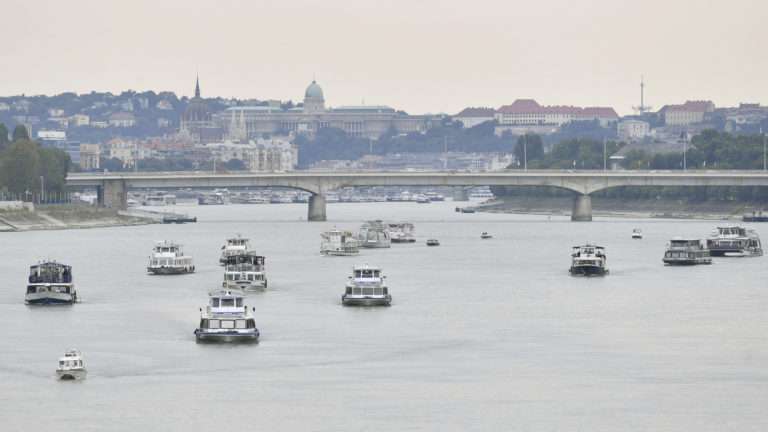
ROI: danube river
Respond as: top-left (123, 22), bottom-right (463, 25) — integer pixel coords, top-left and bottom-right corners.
top-left (2, 200), bottom-right (767, 431)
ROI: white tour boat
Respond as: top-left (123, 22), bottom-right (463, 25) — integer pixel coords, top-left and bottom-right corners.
top-left (219, 235), bottom-right (252, 264)
top-left (569, 244), bottom-right (609, 276)
top-left (387, 222), bottom-right (416, 243)
top-left (706, 226), bottom-right (763, 257)
top-left (194, 289), bottom-right (259, 343)
top-left (663, 238), bottom-right (712, 265)
top-left (147, 241), bottom-right (195, 275)
top-left (632, 228), bottom-right (643, 239)
top-left (222, 252), bottom-right (267, 290)
top-left (357, 220), bottom-right (392, 248)
top-left (56, 349), bottom-right (87, 380)
top-left (321, 229), bottom-right (360, 256)
top-left (25, 261), bottom-right (77, 305)
top-left (342, 264), bottom-right (392, 306)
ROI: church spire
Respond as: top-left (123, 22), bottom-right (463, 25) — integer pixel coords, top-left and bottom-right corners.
top-left (194, 75), bottom-right (201, 99)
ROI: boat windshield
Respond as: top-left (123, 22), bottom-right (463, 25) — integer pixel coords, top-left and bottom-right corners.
top-left (354, 269), bottom-right (380, 278)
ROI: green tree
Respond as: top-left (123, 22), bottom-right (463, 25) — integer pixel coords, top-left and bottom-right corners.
top-left (0, 140), bottom-right (41, 195)
top-left (0, 123), bottom-right (9, 152)
top-left (513, 134), bottom-right (544, 167)
top-left (12, 124), bottom-right (30, 142)
top-left (38, 147), bottom-right (71, 194)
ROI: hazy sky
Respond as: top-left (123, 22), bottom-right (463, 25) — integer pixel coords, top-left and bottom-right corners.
top-left (1, 0), bottom-right (766, 114)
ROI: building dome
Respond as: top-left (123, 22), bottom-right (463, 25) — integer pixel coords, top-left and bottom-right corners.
top-left (305, 80), bottom-right (324, 100)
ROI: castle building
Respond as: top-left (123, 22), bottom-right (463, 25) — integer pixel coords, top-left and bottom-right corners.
top-left (213, 80), bottom-right (436, 140)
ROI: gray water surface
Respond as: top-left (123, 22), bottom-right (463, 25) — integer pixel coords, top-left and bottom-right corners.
top-left (1, 201), bottom-right (767, 431)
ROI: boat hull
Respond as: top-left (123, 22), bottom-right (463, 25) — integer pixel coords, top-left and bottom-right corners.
top-left (321, 250), bottom-right (359, 256)
top-left (57, 369), bottom-right (87, 380)
top-left (569, 266), bottom-right (608, 276)
top-left (663, 258), bottom-right (712, 265)
top-left (342, 295), bottom-right (392, 306)
top-left (147, 266), bottom-right (194, 275)
top-left (709, 248), bottom-right (762, 257)
top-left (224, 280), bottom-right (267, 290)
top-left (25, 292), bottom-right (76, 305)
top-left (390, 239), bottom-right (415, 244)
top-left (194, 330), bottom-right (260, 343)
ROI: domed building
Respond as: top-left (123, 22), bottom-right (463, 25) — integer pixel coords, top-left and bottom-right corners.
top-left (303, 80), bottom-right (325, 113)
top-left (180, 77), bottom-right (219, 142)
top-left (213, 79), bottom-right (436, 141)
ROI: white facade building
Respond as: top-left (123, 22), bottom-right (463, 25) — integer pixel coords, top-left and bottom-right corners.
top-left (617, 119), bottom-right (650, 141)
top-left (453, 107), bottom-right (496, 128)
top-left (205, 137), bottom-right (298, 172)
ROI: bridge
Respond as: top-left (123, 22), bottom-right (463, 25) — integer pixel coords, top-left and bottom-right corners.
top-left (66, 170), bottom-right (768, 221)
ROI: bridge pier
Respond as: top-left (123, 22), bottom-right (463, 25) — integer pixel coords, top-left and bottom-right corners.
top-left (97, 180), bottom-right (127, 210)
top-left (307, 193), bottom-right (327, 222)
top-left (571, 194), bottom-right (592, 222)
top-left (452, 187), bottom-right (469, 202)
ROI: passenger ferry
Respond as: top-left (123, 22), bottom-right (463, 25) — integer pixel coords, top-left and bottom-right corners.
top-left (198, 192), bottom-right (227, 205)
top-left (147, 241), bottom-right (195, 275)
top-left (321, 229), bottom-right (360, 256)
top-left (663, 238), bottom-right (712, 265)
top-left (387, 222), bottom-right (416, 243)
top-left (426, 239), bottom-right (440, 246)
top-left (342, 265), bottom-right (392, 306)
top-left (632, 228), bottom-right (643, 239)
top-left (56, 349), bottom-right (86, 380)
top-left (706, 226), bottom-right (763, 257)
top-left (143, 193), bottom-right (176, 206)
top-left (569, 244), bottom-right (608, 276)
top-left (219, 235), bottom-right (251, 264)
top-left (26, 261), bottom-right (77, 305)
top-left (222, 252), bottom-right (267, 290)
top-left (357, 220), bottom-right (391, 248)
top-left (194, 289), bottom-right (259, 343)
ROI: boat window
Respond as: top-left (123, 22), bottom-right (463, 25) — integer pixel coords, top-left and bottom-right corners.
top-left (354, 271), bottom-right (362, 278)
top-left (374, 288), bottom-right (383, 295)
top-left (221, 320), bottom-right (235, 329)
top-left (362, 270), bottom-right (373, 278)
top-left (200, 319), bottom-right (209, 328)
top-left (247, 319), bottom-right (255, 329)
top-left (212, 298), bottom-right (220, 307)
top-left (353, 288), bottom-right (362, 295)
top-left (59, 361), bottom-right (64, 366)
top-left (209, 320), bottom-right (220, 329)
top-left (236, 298), bottom-right (243, 307)
top-left (236, 320), bottom-right (247, 329)
top-left (363, 287), bottom-right (374, 296)
top-left (27, 286), bottom-right (36, 294)
top-left (374, 271), bottom-right (380, 278)
top-left (221, 299), bottom-right (235, 307)
top-left (346, 287), bottom-right (351, 295)
top-left (383, 288), bottom-right (388, 295)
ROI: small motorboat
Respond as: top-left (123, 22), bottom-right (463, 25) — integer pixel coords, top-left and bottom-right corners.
top-left (632, 228), bottom-right (643, 239)
top-left (426, 239), bottom-right (440, 246)
top-left (480, 232), bottom-right (492, 239)
top-left (56, 349), bottom-right (87, 380)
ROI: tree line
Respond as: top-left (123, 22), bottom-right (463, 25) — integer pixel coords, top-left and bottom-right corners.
top-left (0, 123), bottom-right (70, 201)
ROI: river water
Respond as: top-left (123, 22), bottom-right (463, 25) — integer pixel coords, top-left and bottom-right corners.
top-left (1, 200), bottom-right (767, 431)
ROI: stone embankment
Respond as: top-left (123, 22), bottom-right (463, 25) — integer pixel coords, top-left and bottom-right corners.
top-left (0, 202), bottom-right (156, 232)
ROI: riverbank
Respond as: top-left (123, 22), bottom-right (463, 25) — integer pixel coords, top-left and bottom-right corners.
top-left (0, 204), bottom-right (156, 232)
top-left (475, 196), bottom-right (761, 220)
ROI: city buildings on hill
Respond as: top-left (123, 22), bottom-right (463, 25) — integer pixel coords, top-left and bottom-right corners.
top-left (453, 107), bottom-right (496, 128)
top-left (213, 79), bottom-right (438, 141)
top-left (659, 100), bottom-right (715, 126)
top-left (493, 99), bottom-right (619, 136)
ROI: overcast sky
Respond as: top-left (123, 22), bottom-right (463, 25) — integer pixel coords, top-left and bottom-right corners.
top-left (1, 0), bottom-right (765, 115)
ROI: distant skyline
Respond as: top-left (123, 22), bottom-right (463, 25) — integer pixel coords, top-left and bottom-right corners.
top-left (1, 0), bottom-right (766, 115)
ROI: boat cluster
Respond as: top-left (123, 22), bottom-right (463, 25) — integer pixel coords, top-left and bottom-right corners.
top-left (569, 224), bottom-right (763, 277)
top-left (320, 220), bottom-right (417, 255)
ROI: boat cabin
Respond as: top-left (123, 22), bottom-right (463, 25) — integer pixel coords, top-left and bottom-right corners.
top-left (28, 262), bottom-right (72, 284)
